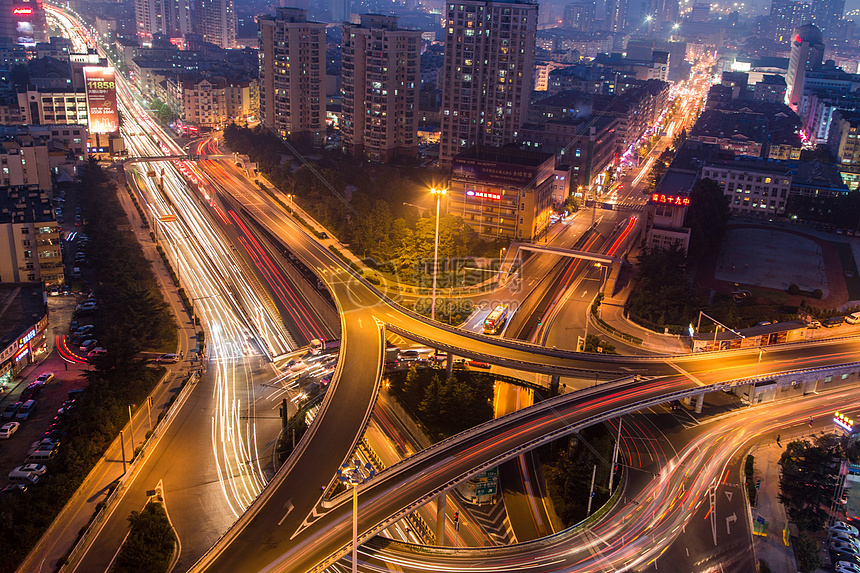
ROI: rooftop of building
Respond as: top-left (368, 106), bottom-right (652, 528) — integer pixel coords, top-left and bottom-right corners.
top-left (759, 74), bottom-right (786, 86)
top-left (835, 109), bottom-right (860, 126)
top-left (654, 169), bottom-right (698, 197)
top-left (28, 57), bottom-right (72, 81)
top-left (792, 160), bottom-right (849, 189)
top-left (0, 283), bottom-right (47, 355)
top-left (454, 145), bottom-right (554, 167)
top-left (532, 89), bottom-right (592, 108)
top-left (704, 156), bottom-right (793, 175)
top-left (0, 178), bottom-right (55, 225)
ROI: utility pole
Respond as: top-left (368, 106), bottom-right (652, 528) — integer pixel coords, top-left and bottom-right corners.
top-left (587, 464), bottom-right (597, 515)
top-left (609, 418), bottom-right (622, 492)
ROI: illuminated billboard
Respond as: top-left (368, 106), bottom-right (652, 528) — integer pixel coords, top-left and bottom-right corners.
top-left (83, 67), bottom-right (119, 134)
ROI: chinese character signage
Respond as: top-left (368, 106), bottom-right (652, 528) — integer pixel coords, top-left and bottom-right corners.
top-left (453, 156), bottom-right (553, 187)
top-left (83, 67), bottom-right (119, 134)
top-left (466, 190), bottom-right (502, 201)
top-left (651, 193), bottom-right (691, 206)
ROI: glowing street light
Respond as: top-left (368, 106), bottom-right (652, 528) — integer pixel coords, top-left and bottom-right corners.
top-left (430, 187), bottom-right (447, 321)
top-left (338, 459), bottom-right (376, 573)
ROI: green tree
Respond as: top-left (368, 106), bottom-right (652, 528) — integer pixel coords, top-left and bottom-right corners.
top-left (418, 374), bottom-right (444, 435)
top-left (111, 502), bottom-right (175, 573)
top-left (778, 434), bottom-right (841, 532)
top-left (794, 532), bottom-right (822, 573)
top-left (685, 178), bottom-right (731, 259)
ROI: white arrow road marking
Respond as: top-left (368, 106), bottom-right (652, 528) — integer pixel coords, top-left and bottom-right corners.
top-left (291, 504), bottom-right (328, 540)
top-left (726, 513), bottom-right (737, 535)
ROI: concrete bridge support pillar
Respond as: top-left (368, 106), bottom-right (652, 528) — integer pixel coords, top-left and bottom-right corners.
top-left (695, 393), bottom-right (704, 414)
top-left (446, 354), bottom-right (453, 378)
top-left (435, 494), bottom-right (447, 546)
top-left (550, 374), bottom-right (560, 396)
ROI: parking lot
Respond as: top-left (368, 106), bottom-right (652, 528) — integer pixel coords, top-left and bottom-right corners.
top-left (0, 295), bottom-right (90, 490)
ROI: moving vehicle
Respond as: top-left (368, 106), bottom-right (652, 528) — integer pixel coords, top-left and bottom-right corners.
top-left (467, 359), bottom-right (491, 369)
top-left (482, 304), bottom-right (509, 335)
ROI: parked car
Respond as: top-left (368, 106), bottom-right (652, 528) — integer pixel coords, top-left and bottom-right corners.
top-left (0, 484), bottom-right (27, 494)
top-left (15, 400), bottom-right (37, 420)
top-left (832, 541), bottom-right (860, 557)
top-left (2, 402), bottom-right (22, 420)
top-left (467, 359), bottom-right (491, 369)
top-left (825, 316), bottom-right (846, 328)
top-left (20, 383), bottom-right (43, 401)
top-left (87, 348), bottom-right (107, 358)
top-left (80, 339), bottom-right (98, 352)
top-left (807, 319), bottom-right (822, 329)
top-left (48, 286), bottom-right (60, 296)
top-left (833, 531), bottom-right (860, 546)
top-left (832, 522), bottom-right (860, 537)
top-left (17, 463), bottom-right (47, 476)
top-left (847, 312), bottom-right (860, 325)
top-left (0, 421), bottom-right (20, 439)
top-left (836, 560), bottom-right (860, 573)
top-left (74, 325), bottom-right (94, 335)
top-left (35, 372), bottom-right (54, 385)
top-left (156, 353), bottom-right (180, 364)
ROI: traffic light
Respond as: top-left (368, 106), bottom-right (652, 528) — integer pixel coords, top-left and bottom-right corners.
top-left (453, 511), bottom-right (459, 522)
top-left (755, 479), bottom-right (761, 490)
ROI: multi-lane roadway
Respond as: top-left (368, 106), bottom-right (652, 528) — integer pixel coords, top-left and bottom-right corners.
top-left (35, 12), bottom-right (860, 573)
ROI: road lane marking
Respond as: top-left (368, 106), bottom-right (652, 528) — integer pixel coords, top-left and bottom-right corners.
top-left (277, 499), bottom-right (294, 526)
top-left (668, 362), bottom-right (706, 386)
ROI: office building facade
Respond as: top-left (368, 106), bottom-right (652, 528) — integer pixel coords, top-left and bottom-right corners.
top-left (785, 24), bottom-right (824, 112)
top-left (259, 8), bottom-right (327, 146)
top-left (439, 0), bottom-right (538, 167)
top-left (341, 15), bottom-right (421, 162)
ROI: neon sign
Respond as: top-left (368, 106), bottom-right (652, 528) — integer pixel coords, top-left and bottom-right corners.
top-left (467, 190), bottom-right (501, 201)
top-left (13, 7), bottom-right (33, 14)
top-left (651, 193), bottom-right (691, 206)
top-left (835, 411), bottom-right (855, 434)
top-left (18, 328), bottom-right (35, 346)
top-left (13, 346), bottom-right (28, 362)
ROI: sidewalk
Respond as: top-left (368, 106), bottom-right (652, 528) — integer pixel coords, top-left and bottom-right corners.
top-left (16, 170), bottom-right (202, 573)
top-left (749, 441), bottom-right (797, 572)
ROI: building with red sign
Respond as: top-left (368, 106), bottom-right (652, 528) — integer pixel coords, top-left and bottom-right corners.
top-left (448, 146), bottom-right (555, 241)
top-left (0, 283), bottom-right (47, 390)
top-left (3, 0), bottom-right (47, 47)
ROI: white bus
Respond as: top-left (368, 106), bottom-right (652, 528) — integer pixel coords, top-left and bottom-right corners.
top-left (483, 304), bottom-right (509, 335)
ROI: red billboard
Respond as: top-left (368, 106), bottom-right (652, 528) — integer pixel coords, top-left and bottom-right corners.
top-left (83, 67), bottom-right (119, 134)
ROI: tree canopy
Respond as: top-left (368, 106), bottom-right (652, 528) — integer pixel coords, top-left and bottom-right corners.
top-left (685, 177), bottom-right (731, 260)
top-left (778, 434), bottom-right (841, 532)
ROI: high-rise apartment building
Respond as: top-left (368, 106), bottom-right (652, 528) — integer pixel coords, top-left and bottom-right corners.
top-left (690, 1), bottom-right (711, 22)
top-left (811, 0), bottom-right (845, 36)
top-left (195, 0), bottom-right (236, 48)
top-left (769, 0), bottom-right (813, 42)
top-left (341, 15), bottom-right (421, 162)
top-left (563, 0), bottom-right (595, 32)
top-left (134, 0), bottom-right (192, 40)
top-left (439, 0), bottom-right (538, 167)
top-left (785, 23), bottom-right (824, 112)
top-left (258, 8), bottom-right (327, 146)
top-left (604, 0), bottom-right (627, 32)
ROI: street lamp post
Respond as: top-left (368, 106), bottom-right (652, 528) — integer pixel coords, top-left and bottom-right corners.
top-left (338, 459), bottom-right (377, 573)
top-left (430, 187), bottom-right (447, 321)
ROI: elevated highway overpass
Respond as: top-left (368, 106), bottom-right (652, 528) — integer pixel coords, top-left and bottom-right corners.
top-left (187, 177), bottom-right (860, 573)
